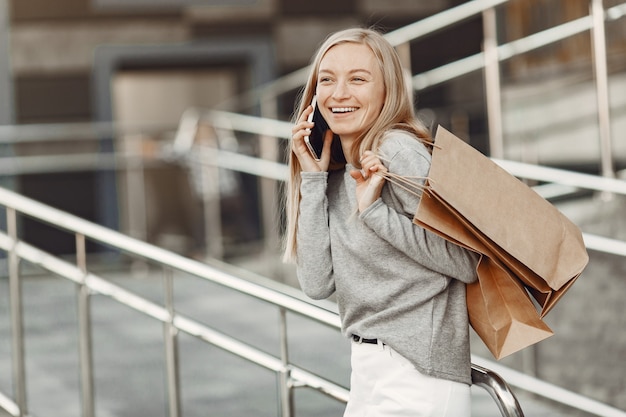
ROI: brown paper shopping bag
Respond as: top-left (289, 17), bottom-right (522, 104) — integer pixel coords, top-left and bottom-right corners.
top-left (407, 126), bottom-right (588, 359)
top-left (469, 258), bottom-right (554, 359)
top-left (414, 181), bottom-right (554, 359)
top-left (424, 127), bottom-right (587, 298)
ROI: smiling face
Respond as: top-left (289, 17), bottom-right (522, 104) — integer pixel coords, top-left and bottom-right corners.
top-left (316, 42), bottom-right (386, 155)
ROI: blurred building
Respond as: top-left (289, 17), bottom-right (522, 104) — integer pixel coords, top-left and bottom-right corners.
top-left (1, 0), bottom-right (625, 256)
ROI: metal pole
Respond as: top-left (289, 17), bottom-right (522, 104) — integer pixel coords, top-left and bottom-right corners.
top-left (471, 365), bottom-right (525, 417)
top-left (7, 207), bottom-right (27, 416)
top-left (199, 133), bottom-right (224, 260)
top-left (590, 0), bottom-right (615, 179)
top-left (395, 42), bottom-right (415, 104)
top-left (76, 233), bottom-right (95, 417)
top-left (163, 267), bottom-right (181, 417)
top-left (278, 307), bottom-right (294, 417)
top-left (126, 134), bottom-right (148, 242)
top-left (482, 7), bottom-right (504, 159)
top-left (0, 0), bottom-right (16, 197)
top-left (0, 0), bottom-right (14, 125)
top-left (259, 95), bottom-right (282, 277)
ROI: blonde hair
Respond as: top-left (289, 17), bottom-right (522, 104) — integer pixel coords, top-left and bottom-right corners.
top-left (282, 27), bottom-right (431, 263)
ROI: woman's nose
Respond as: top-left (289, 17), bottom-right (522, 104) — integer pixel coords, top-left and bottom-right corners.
top-left (331, 81), bottom-right (350, 99)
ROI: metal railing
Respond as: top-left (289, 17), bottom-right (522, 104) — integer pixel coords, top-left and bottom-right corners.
top-left (1, 92), bottom-right (626, 417)
top-left (1, 184), bottom-right (525, 417)
top-left (202, 0), bottom-right (626, 261)
top-left (171, 109), bottom-right (626, 417)
top-left (2, 0), bottom-right (625, 253)
top-left (220, 0), bottom-right (625, 177)
top-left (2, 108), bottom-right (626, 258)
top-left (0, 134), bottom-right (626, 417)
top-left (2, 112), bottom-right (626, 416)
top-left (171, 109), bottom-right (626, 257)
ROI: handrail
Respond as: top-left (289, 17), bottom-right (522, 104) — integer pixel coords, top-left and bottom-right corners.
top-left (216, 0), bottom-right (513, 112)
top-left (173, 108), bottom-right (626, 196)
top-left (215, 0), bottom-right (624, 180)
top-left (412, 2), bottom-right (626, 91)
top-left (0, 120), bottom-right (174, 143)
top-left (0, 184), bottom-right (522, 417)
top-left (471, 356), bottom-right (626, 417)
top-left (492, 159), bottom-right (626, 195)
top-left (471, 364), bottom-right (524, 417)
top-left (2, 183), bottom-right (626, 417)
top-left (0, 392), bottom-right (19, 417)
top-left (0, 228), bottom-right (349, 415)
top-left (0, 186), bottom-right (337, 326)
top-left (382, 0), bottom-right (510, 45)
top-left (2, 111), bottom-right (626, 257)
top-left (216, 0), bottom-right (626, 112)
top-left (3, 106), bottom-right (626, 195)
top-left (176, 141), bottom-right (626, 259)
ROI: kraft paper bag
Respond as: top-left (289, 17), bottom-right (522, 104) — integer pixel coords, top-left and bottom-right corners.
top-left (414, 184), bottom-right (554, 359)
top-left (469, 257), bottom-right (554, 359)
top-left (407, 126), bottom-right (588, 359)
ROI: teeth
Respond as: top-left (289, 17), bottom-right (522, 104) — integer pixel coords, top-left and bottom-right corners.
top-left (331, 107), bottom-right (357, 113)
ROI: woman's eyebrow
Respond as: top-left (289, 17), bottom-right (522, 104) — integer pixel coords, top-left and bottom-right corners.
top-left (318, 68), bottom-right (373, 75)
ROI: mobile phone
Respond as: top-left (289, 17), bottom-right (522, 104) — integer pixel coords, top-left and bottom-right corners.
top-left (304, 96), bottom-right (329, 161)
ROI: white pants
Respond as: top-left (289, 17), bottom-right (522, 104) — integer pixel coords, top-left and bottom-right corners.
top-left (343, 340), bottom-right (471, 417)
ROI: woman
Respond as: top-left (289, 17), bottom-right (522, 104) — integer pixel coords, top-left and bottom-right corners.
top-left (284, 27), bottom-right (479, 416)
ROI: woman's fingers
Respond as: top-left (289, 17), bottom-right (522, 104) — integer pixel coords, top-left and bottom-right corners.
top-left (291, 105), bottom-right (313, 154)
top-left (350, 151), bottom-right (388, 212)
top-left (359, 151), bottom-right (387, 178)
top-left (349, 168), bottom-right (365, 184)
top-left (318, 129), bottom-right (334, 164)
top-left (291, 105), bottom-right (314, 137)
top-left (291, 104), bottom-right (330, 172)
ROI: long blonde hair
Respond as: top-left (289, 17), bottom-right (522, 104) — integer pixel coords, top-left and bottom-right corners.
top-left (282, 27), bottom-right (431, 263)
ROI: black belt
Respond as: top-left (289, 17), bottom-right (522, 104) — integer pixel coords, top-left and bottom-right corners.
top-left (352, 334), bottom-right (379, 344)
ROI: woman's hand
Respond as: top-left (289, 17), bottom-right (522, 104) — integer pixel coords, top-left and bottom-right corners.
top-left (291, 104), bottom-right (334, 172)
top-left (350, 151), bottom-right (387, 212)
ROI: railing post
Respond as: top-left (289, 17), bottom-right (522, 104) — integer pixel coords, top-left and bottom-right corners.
top-left (278, 307), bottom-right (294, 417)
top-left (163, 266), bottom-right (181, 417)
top-left (590, 0), bottom-right (615, 180)
top-left (259, 95), bottom-right (283, 277)
top-left (196, 124), bottom-right (225, 260)
top-left (125, 133), bottom-right (149, 243)
top-left (7, 207), bottom-right (27, 416)
top-left (0, 0), bottom-right (14, 127)
top-left (482, 6), bottom-right (504, 159)
top-left (395, 42), bottom-right (414, 102)
top-left (76, 233), bottom-right (95, 417)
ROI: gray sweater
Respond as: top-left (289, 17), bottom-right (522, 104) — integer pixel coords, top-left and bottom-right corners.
top-left (296, 130), bottom-right (479, 385)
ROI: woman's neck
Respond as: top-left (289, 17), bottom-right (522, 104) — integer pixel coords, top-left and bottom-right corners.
top-left (339, 136), bottom-right (356, 165)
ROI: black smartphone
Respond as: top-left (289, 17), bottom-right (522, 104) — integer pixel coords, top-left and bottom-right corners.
top-left (304, 96), bottom-right (329, 161)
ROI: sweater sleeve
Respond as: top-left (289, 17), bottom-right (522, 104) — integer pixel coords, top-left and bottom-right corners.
top-left (295, 172), bottom-right (336, 299)
top-left (360, 135), bottom-right (479, 284)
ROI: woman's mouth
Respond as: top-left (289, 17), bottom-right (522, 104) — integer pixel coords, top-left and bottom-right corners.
top-left (331, 107), bottom-right (358, 114)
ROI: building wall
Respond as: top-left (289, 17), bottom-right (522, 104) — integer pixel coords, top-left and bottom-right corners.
top-left (503, 0), bottom-right (626, 80)
top-left (7, 0), bottom-right (626, 246)
top-left (6, 0), bottom-right (464, 254)
top-left (500, 0), bottom-right (626, 169)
